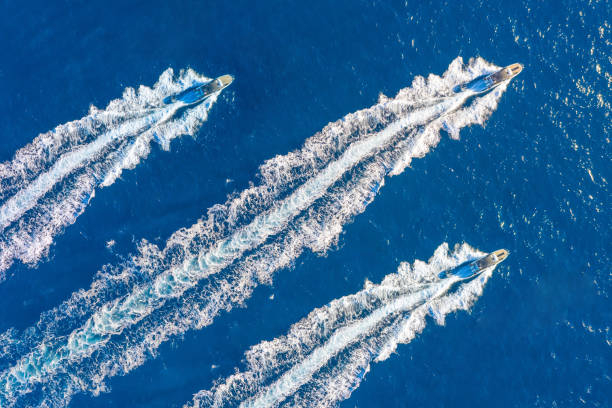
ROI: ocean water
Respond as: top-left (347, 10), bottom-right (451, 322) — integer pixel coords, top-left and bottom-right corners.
top-left (0, 1), bottom-right (609, 407)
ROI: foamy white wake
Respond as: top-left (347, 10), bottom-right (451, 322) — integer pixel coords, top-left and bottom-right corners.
top-left (185, 243), bottom-right (496, 408)
top-left (0, 68), bottom-right (223, 276)
top-left (0, 57), bottom-right (510, 407)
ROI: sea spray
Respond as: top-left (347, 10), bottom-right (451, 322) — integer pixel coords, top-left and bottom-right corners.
top-left (0, 68), bottom-right (225, 275)
top-left (0, 57), bottom-right (510, 407)
top-left (185, 243), bottom-right (497, 408)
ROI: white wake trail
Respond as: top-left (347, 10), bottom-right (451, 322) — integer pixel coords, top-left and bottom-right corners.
top-left (0, 57), bottom-right (509, 407)
top-left (186, 243), bottom-right (496, 408)
top-left (0, 68), bottom-right (223, 275)
top-left (1, 93), bottom-right (465, 394)
top-left (0, 106), bottom-right (177, 230)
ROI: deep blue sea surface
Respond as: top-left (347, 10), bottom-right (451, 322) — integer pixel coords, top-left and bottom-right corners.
top-left (0, 1), bottom-right (609, 407)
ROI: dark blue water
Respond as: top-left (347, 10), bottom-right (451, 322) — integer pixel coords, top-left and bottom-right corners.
top-left (0, 1), bottom-right (609, 407)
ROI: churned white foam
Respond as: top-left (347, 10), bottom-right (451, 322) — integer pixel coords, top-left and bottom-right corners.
top-left (184, 243), bottom-right (497, 408)
top-left (0, 68), bottom-right (222, 276)
top-left (0, 57), bottom-right (510, 407)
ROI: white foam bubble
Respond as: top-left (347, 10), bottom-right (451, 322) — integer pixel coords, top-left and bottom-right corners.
top-left (0, 68), bottom-right (220, 276)
top-left (185, 243), bottom-right (495, 408)
top-left (0, 57), bottom-right (509, 407)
